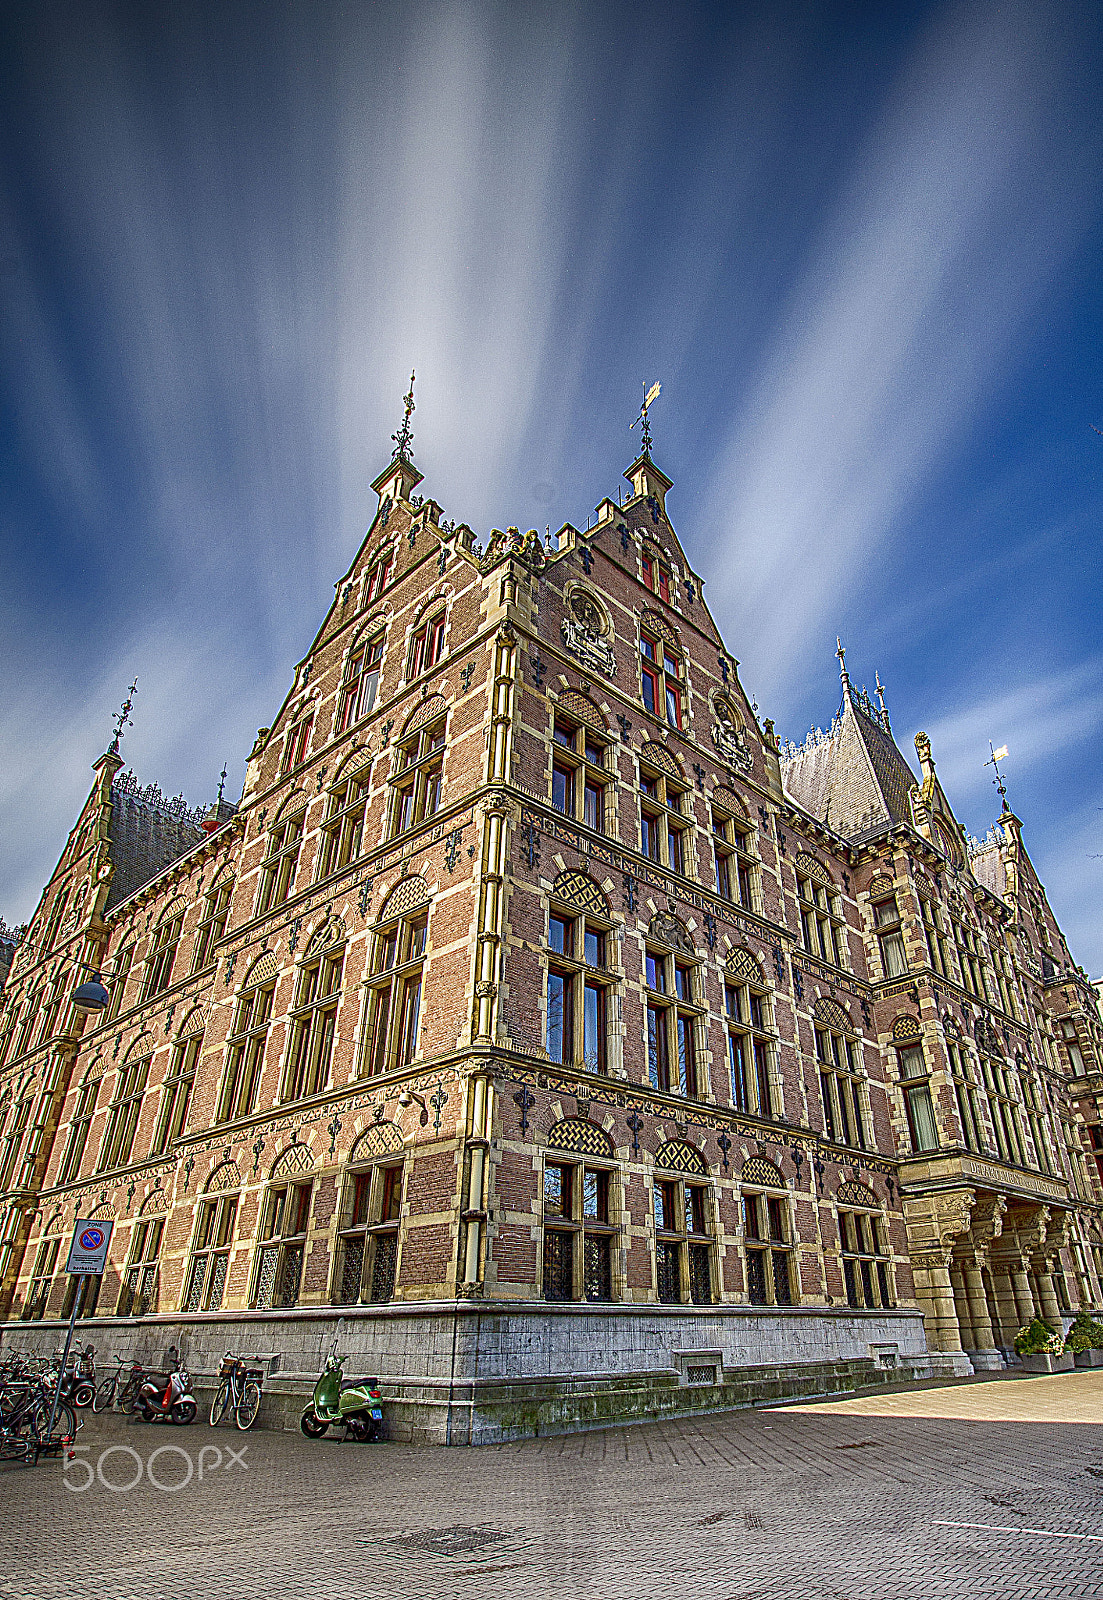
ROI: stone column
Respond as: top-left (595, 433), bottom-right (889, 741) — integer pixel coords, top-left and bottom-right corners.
top-left (950, 1261), bottom-right (974, 1350)
top-left (962, 1255), bottom-right (1001, 1369)
top-left (1010, 1257), bottom-right (1036, 1325)
top-left (990, 1261), bottom-right (1021, 1340)
top-left (1035, 1269), bottom-right (1062, 1325)
top-left (913, 1251), bottom-right (965, 1353)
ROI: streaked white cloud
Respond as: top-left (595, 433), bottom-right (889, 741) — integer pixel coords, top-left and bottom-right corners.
top-left (699, 0), bottom-right (1100, 712)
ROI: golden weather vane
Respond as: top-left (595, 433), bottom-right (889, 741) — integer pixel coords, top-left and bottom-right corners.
top-left (630, 380), bottom-right (662, 453)
top-left (985, 741), bottom-right (1010, 810)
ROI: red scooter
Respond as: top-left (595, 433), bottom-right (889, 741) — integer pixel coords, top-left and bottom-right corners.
top-left (133, 1349), bottom-right (197, 1425)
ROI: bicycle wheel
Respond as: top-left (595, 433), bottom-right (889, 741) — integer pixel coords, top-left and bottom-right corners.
top-left (31, 1399), bottom-right (76, 1445)
top-left (92, 1377), bottom-right (116, 1414)
top-left (209, 1379), bottom-right (231, 1427)
top-left (235, 1381), bottom-right (261, 1431)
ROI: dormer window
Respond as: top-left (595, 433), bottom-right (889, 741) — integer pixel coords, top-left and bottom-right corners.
top-left (641, 554), bottom-right (671, 603)
top-left (639, 631), bottom-right (683, 729)
top-left (408, 613), bottom-right (445, 678)
top-left (281, 715), bottom-right (313, 774)
top-left (363, 547), bottom-right (394, 605)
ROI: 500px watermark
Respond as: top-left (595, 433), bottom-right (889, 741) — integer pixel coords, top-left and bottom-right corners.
top-left (63, 1442), bottom-right (249, 1493)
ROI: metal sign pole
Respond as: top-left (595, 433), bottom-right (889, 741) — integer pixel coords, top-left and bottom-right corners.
top-left (44, 1276), bottom-right (84, 1443)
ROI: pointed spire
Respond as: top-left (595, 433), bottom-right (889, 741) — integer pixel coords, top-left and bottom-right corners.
top-left (108, 679), bottom-right (138, 756)
top-left (391, 370), bottom-right (416, 462)
top-left (875, 670), bottom-right (891, 732)
top-left (836, 638), bottom-right (851, 696)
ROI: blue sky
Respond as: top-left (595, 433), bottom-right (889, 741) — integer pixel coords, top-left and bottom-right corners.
top-left (1, 0), bottom-right (1102, 971)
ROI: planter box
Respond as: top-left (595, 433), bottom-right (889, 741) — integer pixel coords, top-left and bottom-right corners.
top-left (1021, 1352), bottom-right (1075, 1374)
top-left (1073, 1348), bottom-right (1103, 1368)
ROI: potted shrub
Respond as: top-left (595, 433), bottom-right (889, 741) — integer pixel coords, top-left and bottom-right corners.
top-left (1015, 1317), bottom-right (1074, 1373)
top-left (1064, 1311), bottom-right (1103, 1368)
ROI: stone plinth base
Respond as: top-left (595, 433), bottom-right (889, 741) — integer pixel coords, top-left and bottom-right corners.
top-left (2, 1299), bottom-right (931, 1445)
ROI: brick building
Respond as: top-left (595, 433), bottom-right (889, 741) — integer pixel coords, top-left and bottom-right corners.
top-left (1, 406), bottom-right (1101, 1441)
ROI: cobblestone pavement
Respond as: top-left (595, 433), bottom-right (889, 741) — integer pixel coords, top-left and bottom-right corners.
top-left (2, 1373), bottom-right (1102, 1600)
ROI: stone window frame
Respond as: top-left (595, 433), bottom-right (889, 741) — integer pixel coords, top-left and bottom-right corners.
top-left (192, 873), bottom-right (233, 972)
top-left (23, 1231), bottom-right (63, 1321)
top-left (334, 1147), bottom-right (406, 1305)
top-left (724, 952), bottom-right (776, 1120)
top-left (540, 1128), bottom-right (620, 1304)
top-left (251, 1177), bottom-right (314, 1310)
top-left (813, 1012), bottom-right (870, 1153)
top-left (637, 752), bottom-right (691, 876)
top-left (834, 1185), bottom-right (894, 1310)
top-left (739, 1164), bottom-right (796, 1307)
top-left (711, 798), bottom-right (758, 913)
top-left (57, 1065), bottom-right (103, 1184)
top-left (871, 891), bottom-right (908, 980)
top-left (183, 1191), bottom-right (239, 1313)
top-left (550, 710), bottom-right (610, 836)
top-left (281, 710), bottom-right (314, 776)
top-left (653, 1145), bottom-right (716, 1306)
top-left (217, 962), bottom-right (278, 1123)
top-left (141, 906), bottom-right (185, 1002)
top-left (117, 1213), bottom-right (165, 1318)
top-left (893, 1022), bottom-right (940, 1154)
top-left (796, 858), bottom-right (847, 969)
top-left (638, 622), bottom-right (684, 731)
top-left (255, 800), bottom-right (307, 917)
top-left (336, 627), bottom-right (386, 735)
top-left (388, 711), bottom-right (447, 841)
top-left (545, 895), bottom-right (618, 1078)
top-left (281, 944), bottom-right (345, 1104)
top-left (152, 1023), bottom-right (202, 1156)
top-left (645, 943), bottom-right (707, 1100)
top-left (97, 1050), bottom-right (151, 1173)
top-left (360, 898), bottom-right (428, 1080)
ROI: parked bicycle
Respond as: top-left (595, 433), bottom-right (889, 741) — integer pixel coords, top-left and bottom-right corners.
top-left (209, 1354), bottom-right (263, 1431)
top-left (0, 1370), bottom-right (79, 1463)
top-left (92, 1355), bottom-right (145, 1415)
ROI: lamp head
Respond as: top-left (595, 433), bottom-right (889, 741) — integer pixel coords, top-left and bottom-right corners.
top-left (71, 975), bottom-right (110, 1014)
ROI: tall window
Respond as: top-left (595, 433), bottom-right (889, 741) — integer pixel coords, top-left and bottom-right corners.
top-left (1060, 1018), bottom-right (1086, 1076)
top-left (253, 1181), bottom-right (312, 1308)
top-left (815, 1025), bottom-right (868, 1149)
top-left (951, 919), bottom-right (985, 997)
top-left (897, 1043), bottom-right (939, 1153)
top-left (1020, 1069), bottom-right (1053, 1174)
top-left (283, 950), bottom-right (343, 1101)
top-left (872, 895), bottom-right (908, 979)
top-left (98, 1057), bottom-right (150, 1171)
top-left (742, 1190), bottom-right (793, 1305)
top-left (654, 1171), bottom-right (713, 1304)
top-left (13, 992), bottom-right (41, 1059)
top-left (257, 810), bottom-right (306, 915)
top-left (725, 979), bottom-right (773, 1118)
top-left (281, 714), bottom-right (313, 775)
top-left (919, 896), bottom-right (948, 977)
top-left (336, 1160), bottom-right (404, 1303)
top-left (36, 973), bottom-right (68, 1047)
top-left (153, 1033), bottom-right (200, 1154)
top-left (106, 946), bottom-right (133, 1022)
top-left (550, 716), bottom-right (607, 833)
top-left (639, 630), bottom-right (683, 729)
top-left (638, 762), bottom-right (689, 873)
top-left (142, 913), bottom-right (183, 1001)
top-left (546, 911), bottom-right (614, 1074)
top-left (798, 872), bottom-right (845, 966)
top-left (0, 1095), bottom-right (31, 1189)
top-left (390, 717), bottom-right (445, 837)
top-left (23, 1237), bottom-right (60, 1321)
top-left (363, 909), bottom-right (427, 1077)
top-left (218, 980), bottom-right (275, 1121)
top-left (408, 612), bottom-right (445, 678)
top-left (318, 772), bottom-right (369, 878)
top-left (192, 880), bottom-right (231, 971)
top-left (338, 635), bottom-right (384, 731)
top-left (362, 546), bottom-right (394, 605)
top-left (641, 552), bottom-right (671, 602)
top-left (117, 1218), bottom-right (163, 1317)
top-left (838, 1209), bottom-right (892, 1308)
top-left (713, 807), bottom-right (756, 909)
top-left (542, 1158), bottom-right (617, 1302)
top-left (646, 949), bottom-right (703, 1097)
top-left (58, 1078), bottom-right (99, 1184)
top-left (42, 885), bottom-right (70, 951)
top-left (980, 1053), bottom-right (1025, 1167)
top-left (946, 1037), bottom-right (983, 1154)
top-left (184, 1195), bottom-right (238, 1312)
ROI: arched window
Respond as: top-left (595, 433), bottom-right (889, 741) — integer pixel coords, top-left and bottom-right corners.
top-left (218, 958), bottom-right (277, 1122)
top-left (23, 1227), bottom-right (64, 1321)
top-left (725, 950), bottom-right (774, 1118)
top-left (338, 632), bottom-right (384, 731)
top-left (945, 1028), bottom-right (983, 1155)
top-left (550, 708), bottom-right (608, 833)
top-left (797, 855), bottom-right (846, 967)
top-left (712, 799), bottom-right (756, 910)
top-left (318, 764), bottom-right (369, 878)
top-left (282, 943), bottom-right (343, 1102)
top-left (740, 1159), bottom-right (794, 1306)
top-left (152, 1013), bottom-right (203, 1155)
top-left (192, 875), bottom-right (232, 972)
top-left (653, 1142), bottom-right (713, 1305)
top-left (184, 1165), bottom-right (240, 1311)
top-left (407, 609), bottom-right (446, 678)
top-left (542, 1119), bottom-right (617, 1303)
top-left (641, 549), bottom-right (671, 603)
top-left (894, 1019), bottom-right (939, 1153)
top-left (639, 627), bottom-right (683, 729)
top-left (814, 1001), bottom-right (867, 1150)
top-left (117, 1201), bottom-right (166, 1318)
top-left (390, 706), bottom-right (445, 838)
top-left (281, 711), bottom-right (313, 775)
top-left (362, 883), bottom-right (428, 1077)
top-left (58, 1064), bottom-right (103, 1184)
top-left (546, 876), bottom-right (615, 1076)
top-left (335, 1124), bottom-right (405, 1304)
top-left (257, 803), bottom-right (306, 915)
top-left (98, 1045), bottom-right (151, 1172)
top-left (253, 1147), bottom-right (314, 1309)
top-left (836, 1183), bottom-right (892, 1309)
top-left (14, 989), bottom-right (42, 1058)
top-left (645, 915), bottom-right (702, 1098)
top-left (638, 746), bottom-right (689, 872)
top-left (106, 944), bottom-right (133, 1022)
top-left (362, 545), bottom-right (394, 605)
top-left (142, 905), bottom-right (185, 1001)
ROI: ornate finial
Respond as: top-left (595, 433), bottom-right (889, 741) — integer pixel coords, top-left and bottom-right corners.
top-left (986, 742), bottom-right (1010, 811)
top-left (108, 679), bottom-right (138, 755)
top-left (835, 638), bottom-right (850, 690)
top-left (391, 370), bottom-right (416, 461)
top-left (630, 380), bottom-right (661, 454)
top-left (875, 670), bottom-right (890, 731)
top-left (216, 765), bottom-right (228, 805)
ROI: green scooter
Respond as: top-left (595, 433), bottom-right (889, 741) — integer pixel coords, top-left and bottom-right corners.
top-left (300, 1337), bottom-right (383, 1442)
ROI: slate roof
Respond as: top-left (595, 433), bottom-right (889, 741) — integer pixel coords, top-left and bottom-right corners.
top-left (106, 772), bottom-right (207, 912)
top-left (780, 688), bottom-right (919, 844)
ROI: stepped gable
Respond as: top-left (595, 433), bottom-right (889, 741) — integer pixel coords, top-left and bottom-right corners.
top-left (105, 770), bottom-right (207, 911)
top-left (781, 681), bottom-right (918, 843)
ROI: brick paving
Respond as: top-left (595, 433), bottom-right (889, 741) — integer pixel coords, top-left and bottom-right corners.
top-left (2, 1374), bottom-right (1102, 1600)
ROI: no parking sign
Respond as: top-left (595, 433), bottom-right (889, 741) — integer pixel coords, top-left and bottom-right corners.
top-left (65, 1218), bottom-right (113, 1275)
